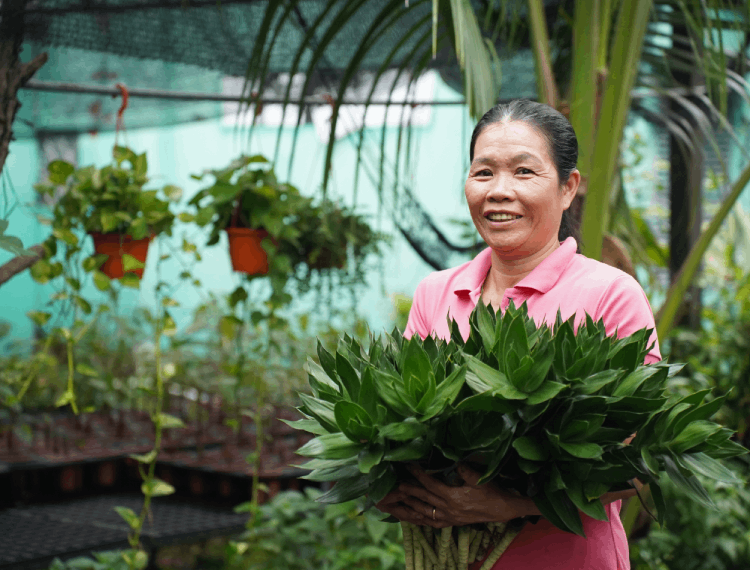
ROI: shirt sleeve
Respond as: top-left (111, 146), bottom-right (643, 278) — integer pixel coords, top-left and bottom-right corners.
top-left (404, 278), bottom-right (431, 340)
top-left (594, 275), bottom-right (662, 364)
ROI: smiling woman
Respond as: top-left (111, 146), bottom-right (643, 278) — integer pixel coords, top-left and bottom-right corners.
top-left (377, 99), bottom-right (662, 570)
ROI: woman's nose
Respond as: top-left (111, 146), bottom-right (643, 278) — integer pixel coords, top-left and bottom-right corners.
top-left (486, 175), bottom-right (515, 200)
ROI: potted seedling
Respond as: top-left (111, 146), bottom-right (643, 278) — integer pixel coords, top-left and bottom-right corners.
top-left (34, 146), bottom-right (179, 280)
top-left (289, 301), bottom-right (748, 570)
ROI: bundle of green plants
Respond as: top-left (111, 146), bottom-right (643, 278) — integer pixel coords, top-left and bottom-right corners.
top-left (287, 300), bottom-right (747, 570)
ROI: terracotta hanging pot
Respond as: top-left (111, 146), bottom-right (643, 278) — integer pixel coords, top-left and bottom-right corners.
top-left (225, 228), bottom-right (269, 275)
top-left (89, 233), bottom-right (152, 279)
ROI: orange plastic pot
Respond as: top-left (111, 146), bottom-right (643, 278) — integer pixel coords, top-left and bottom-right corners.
top-left (89, 233), bottom-right (152, 279)
top-left (226, 228), bottom-right (269, 275)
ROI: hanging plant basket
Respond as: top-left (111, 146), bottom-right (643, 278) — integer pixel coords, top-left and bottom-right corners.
top-left (225, 228), bottom-right (269, 275)
top-left (90, 233), bottom-right (151, 279)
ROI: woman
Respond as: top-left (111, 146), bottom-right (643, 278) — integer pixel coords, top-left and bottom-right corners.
top-left (376, 100), bottom-right (661, 569)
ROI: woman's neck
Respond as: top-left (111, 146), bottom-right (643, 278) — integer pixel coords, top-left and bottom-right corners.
top-left (481, 239), bottom-right (561, 309)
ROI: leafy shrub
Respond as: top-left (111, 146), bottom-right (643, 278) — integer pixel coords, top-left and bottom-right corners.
top-left (226, 488), bottom-right (404, 570)
top-left (630, 252), bottom-right (750, 570)
top-left (630, 458), bottom-right (750, 570)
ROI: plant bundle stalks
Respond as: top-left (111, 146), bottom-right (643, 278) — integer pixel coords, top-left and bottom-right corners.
top-left (401, 521), bottom-right (526, 570)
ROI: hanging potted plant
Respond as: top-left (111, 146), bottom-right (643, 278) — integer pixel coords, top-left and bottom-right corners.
top-left (287, 199), bottom-right (385, 272)
top-left (187, 155), bottom-right (313, 276)
top-left (34, 146), bottom-right (179, 279)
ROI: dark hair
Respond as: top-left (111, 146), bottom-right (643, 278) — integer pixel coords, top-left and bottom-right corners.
top-left (469, 99), bottom-right (581, 249)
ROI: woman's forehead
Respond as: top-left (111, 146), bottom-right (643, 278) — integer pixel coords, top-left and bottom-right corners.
top-left (472, 121), bottom-right (551, 163)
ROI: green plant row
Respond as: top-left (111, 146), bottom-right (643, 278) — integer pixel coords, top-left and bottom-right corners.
top-left (288, 300), bottom-right (748, 569)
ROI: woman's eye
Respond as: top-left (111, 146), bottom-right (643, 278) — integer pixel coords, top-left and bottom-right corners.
top-left (517, 167), bottom-right (534, 175)
top-left (474, 169), bottom-right (492, 177)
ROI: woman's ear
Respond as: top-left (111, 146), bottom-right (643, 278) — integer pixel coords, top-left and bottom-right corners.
top-left (561, 169), bottom-right (581, 210)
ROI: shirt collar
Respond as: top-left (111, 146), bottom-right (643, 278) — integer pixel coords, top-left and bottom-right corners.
top-left (453, 237), bottom-right (578, 298)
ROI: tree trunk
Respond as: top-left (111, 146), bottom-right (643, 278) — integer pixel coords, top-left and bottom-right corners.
top-left (669, 25), bottom-right (704, 330)
top-left (0, 0), bottom-right (48, 177)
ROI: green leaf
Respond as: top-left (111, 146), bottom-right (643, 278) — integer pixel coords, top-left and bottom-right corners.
top-left (298, 393), bottom-right (339, 434)
top-left (612, 366), bottom-right (661, 397)
top-left (512, 436), bottom-right (548, 461)
top-left (559, 441), bottom-right (603, 459)
top-left (120, 273), bottom-right (141, 288)
top-left (55, 390), bottom-right (75, 408)
top-left (122, 254), bottom-right (145, 271)
top-left (27, 310), bottom-right (51, 327)
top-left (526, 381), bottom-right (567, 405)
top-left (663, 454), bottom-right (713, 508)
top-left (75, 363), bottom-right (98, 377)
top-left (367, 466), bottom-right (398, 505)
top-left (300, 464), bottom-right (361, 482)
top-left (162, 312), bottom-right (177, 336)
top-left (536, 489), bottom-right (586, 537)
top-left (379, 418), bottom-right (427, 442)
top-left (219, 315), bottom-right (243, 340)
top-left (52, 228), bottom-right (79, 247)
top-left (384, 438), bottom-right (429, 462)
top-left (358, 445), bottom-right (384, 474)
top-left (47, 160), bottom-right (75, 184)
top-left (93, 270), bottom-right (111, 291)
top-left (100, 211), bottom-right (118, 233)
top-left (575, 369), bottom-right (625, 395)
top-left (157, 413), bottom-right (185, 429)
top-left (297, 432), bottom-right (364, 459)
top-left (142, 478), bottom-right (175, 497)
top-left (334, 400), bottom-right (374, 442)
top-left (316, 475), bottom-right (371, 504)
top-left (129, 450), bottom-right (157, 464)
top-left (336, 351), bottom-right (361, 402)
top-left (114, 506), bottom-right (140, 530)
top-left (228, 286), bottom-right (248, 308)
top-left (133, 152), bottom-right (148, 176)
top-left (465, 356), bottom-right (526, 400)
top-left (680, 452), bottom-right (741, 484)
top-left (670, 420), bottom-right (722, 454)
top-left (564, 481), bottom-right (609, 522)
top-left (163, 184), bottom-right (183, 201)
top-left (280, 418), bottom-right (329, 436)
top-left (73, 295), bottom-right (92, 315)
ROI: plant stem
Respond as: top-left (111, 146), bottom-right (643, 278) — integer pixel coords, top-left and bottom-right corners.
top-left (412, 525), bottom-right (439, 566)
top-left (126, 309), bottom-right (166, 570)
top-left (66, 337), bottom-right (78, 414)
top-left (402, 522), bottom-right (415, 570)
top-left (479, 521), bottom-right (526, 570)
top-left (17, 334), bottom-right (53, 401)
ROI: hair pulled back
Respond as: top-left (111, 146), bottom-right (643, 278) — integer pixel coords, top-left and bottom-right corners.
top-left (469, 99), bottom-right (580, 247)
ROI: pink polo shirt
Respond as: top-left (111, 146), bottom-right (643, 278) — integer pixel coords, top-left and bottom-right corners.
top-left (404, 237), bottom-right (661, 570)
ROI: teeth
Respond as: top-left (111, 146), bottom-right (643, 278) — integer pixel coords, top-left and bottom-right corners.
top-left (488, 213), bottom-right (521, 221)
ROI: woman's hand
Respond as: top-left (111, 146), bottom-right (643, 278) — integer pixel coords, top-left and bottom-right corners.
top-left (375, 463), bottom-right (538, 528)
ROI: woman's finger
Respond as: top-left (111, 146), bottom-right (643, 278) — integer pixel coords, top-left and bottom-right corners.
top-left (399, 482), bottom-right (448, 510)
top-left (407, 465), bottom-right (452, 495)
top-left (375, 490), bottom-right (409, 507)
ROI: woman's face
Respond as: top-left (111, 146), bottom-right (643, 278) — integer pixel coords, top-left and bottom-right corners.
top-left (465, 120), bottom-right (579, 260)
